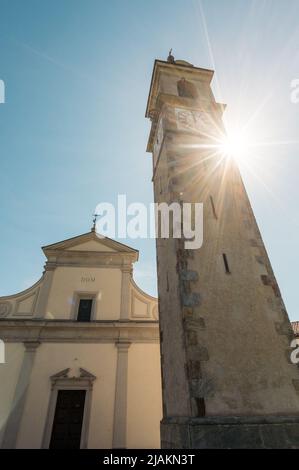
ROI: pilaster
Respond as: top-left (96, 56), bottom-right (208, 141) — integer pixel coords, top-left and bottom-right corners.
top-left (120, 263), bottom-right (132, 321)
top-left (1, 341), bottom-right (40, 448)
top-left (112, 341), bottom-right (131, 448)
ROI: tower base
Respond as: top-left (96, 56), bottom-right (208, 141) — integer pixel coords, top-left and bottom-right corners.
top-left (161, 416), bottom-right (299, 449)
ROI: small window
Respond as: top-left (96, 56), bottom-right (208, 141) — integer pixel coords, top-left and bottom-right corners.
top-left (222, 253), bottom-right (231, 274)
top-left (77, 299), bottom-right (93, 322)
top-left (210, 195), bottom-right (218, 220)
top-left (177, 78), bottom-right (198, 99)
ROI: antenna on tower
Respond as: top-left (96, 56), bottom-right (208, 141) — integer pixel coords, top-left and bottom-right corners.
top-left (167, 49), bottom-right (175, 63)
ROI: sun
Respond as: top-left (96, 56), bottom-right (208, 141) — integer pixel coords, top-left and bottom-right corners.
top-left (219, 129), bottom-right (251, 163)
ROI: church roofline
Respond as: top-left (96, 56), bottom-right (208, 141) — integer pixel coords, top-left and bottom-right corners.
top-left (0, 275), bottom-right (44, 301)
top-left (131, 277), bottom-right (157, 302)
top-left (42, 231), bottom-right (138, 253)
top-left (42, 230), bottom-right (139, 258)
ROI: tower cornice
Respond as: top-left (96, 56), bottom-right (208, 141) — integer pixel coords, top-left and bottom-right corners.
top-left (145, 59), bottom-right (214, 119)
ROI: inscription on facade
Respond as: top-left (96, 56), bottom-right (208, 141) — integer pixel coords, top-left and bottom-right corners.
top-left (175, 108), bottom-right (210, 134)
top-left (81, 276), bottom-right (95, 283)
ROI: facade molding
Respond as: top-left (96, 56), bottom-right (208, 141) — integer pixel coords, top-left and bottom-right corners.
top-left (43, 253), bottom-right (138, 271)
top-left (14, 288), bottom-right (40, 317)
top-left (0, 319), bottom-right (159, 343)
top-left (42, 231), bottom-right (138, 257)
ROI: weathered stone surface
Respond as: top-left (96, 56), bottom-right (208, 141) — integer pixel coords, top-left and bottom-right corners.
top-left (186, 329), bottom-right (198, 346)
top-left (292, 379), bottom-right (299, 393)
top-left (161, 421), bottom-right (190, 449)
top-left (182, 292), bottom-right (201, 307)
top-left (275, 321), bottom-right (294, 337)
top-left (187, 360), bottom-right (201, 379)
top-left (284, 422), bottom-right (299, 447)
top-left (161, 417), bottom-right (299, 449)
top-left (184, 317), bottom-right (206, 330)
top-left (180, 270), bottom-right (199, 281)
top-left (190, 377), bottom-right (214, 397)
top-left (260, 424), bottom-right (290, 449)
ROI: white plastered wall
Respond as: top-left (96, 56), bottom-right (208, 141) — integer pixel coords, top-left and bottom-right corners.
top-left (16, 343), bottom-right (117, 449)
top-left (46, 267), bottom-right (122, 320)
top-left (14, 341), bottom-right (162, 449)
top-left (127, 343), bottom-right (162, 449)
top-left (0, 343), bottom-right (24, 446)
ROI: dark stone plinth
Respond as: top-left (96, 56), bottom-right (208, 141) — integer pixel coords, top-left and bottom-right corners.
top-left (161, 416), bottom-right (299, 449)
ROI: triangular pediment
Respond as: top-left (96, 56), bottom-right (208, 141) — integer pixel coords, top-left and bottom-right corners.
top-left (67, 240), bottom-right (116, 252)
top-left (42, 231), bottom-right (138, 257)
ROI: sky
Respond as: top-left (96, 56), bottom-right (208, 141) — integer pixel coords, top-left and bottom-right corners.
top-left (0, 0), bottom-right (298, 320)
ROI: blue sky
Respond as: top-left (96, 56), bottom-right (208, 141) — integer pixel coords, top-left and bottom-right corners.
top-left (0, 0), bottom-right (298, 320)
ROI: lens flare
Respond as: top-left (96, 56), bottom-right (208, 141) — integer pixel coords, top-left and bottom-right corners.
top-left (220, 129), bottom-right (251, 163)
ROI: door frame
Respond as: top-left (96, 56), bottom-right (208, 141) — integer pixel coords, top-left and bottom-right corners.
top-left (42, 368), bottom-right (96, 449)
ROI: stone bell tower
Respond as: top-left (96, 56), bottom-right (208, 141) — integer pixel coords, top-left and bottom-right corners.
top-left (145, 54), bottom-right (299, 448)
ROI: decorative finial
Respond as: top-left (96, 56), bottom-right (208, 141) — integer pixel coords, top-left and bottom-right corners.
top-left (167, 49), bottom-right (175, 64)
top-left (91, 214), bottom-right (98, 232)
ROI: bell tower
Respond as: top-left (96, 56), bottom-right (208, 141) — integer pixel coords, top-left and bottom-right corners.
top-left (146, 55), bottom-right (299, 448)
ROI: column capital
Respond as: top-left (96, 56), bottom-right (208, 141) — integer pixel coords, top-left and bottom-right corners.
top-left (115, 340), bottom-right (131, 351)
top-left (121, 265), bottom-right (133, 274)
top-left (23, 341), bottom-right (40, 352)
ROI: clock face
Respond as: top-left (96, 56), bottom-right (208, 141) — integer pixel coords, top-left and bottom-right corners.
top-left (175, 108), bottom-right (211, 134)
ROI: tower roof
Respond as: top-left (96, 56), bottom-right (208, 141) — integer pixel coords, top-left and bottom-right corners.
top-left (145, 59), bottom-right (214, 118)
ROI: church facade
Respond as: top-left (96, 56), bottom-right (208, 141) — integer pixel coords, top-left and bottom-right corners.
top-left (0, 229), bottom-right (162, 449)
